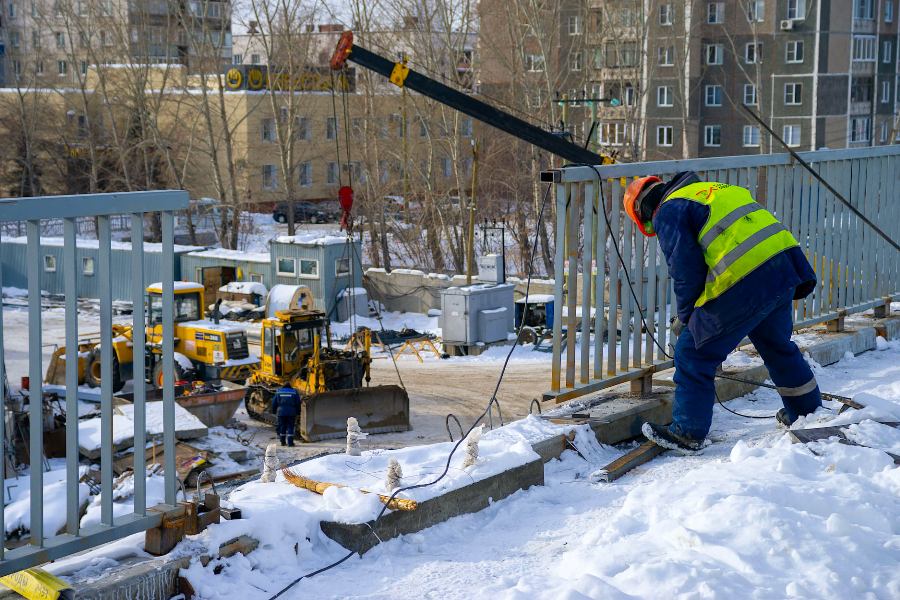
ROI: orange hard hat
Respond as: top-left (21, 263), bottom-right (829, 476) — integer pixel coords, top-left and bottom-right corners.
top-left (623, 176), bottom-right (662, 237)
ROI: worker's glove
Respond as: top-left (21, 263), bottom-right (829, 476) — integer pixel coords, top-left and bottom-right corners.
top-left (670, 317), bottom-right (684, 338)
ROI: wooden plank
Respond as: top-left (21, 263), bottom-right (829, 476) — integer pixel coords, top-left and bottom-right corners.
top-left (789, 424), bottom-right (900, 465)
top-left (593, 441), bottom-right (666, 483)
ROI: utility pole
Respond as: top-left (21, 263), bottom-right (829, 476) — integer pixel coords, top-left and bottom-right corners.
top-left (466, 140), bottom-right (479, 285)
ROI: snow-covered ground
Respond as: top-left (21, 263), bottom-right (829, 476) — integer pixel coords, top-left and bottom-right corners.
top-left (169, 339), bottom-right (900, 599)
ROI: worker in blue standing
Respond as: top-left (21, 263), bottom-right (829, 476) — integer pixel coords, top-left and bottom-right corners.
top-left (271, 385), bottom-right (301, 447)
top-left (623, 172), bottom-right (822, 453)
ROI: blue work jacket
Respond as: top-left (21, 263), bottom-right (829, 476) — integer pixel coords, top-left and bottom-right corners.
top-left (651, 171), bottom-right (817, 347)
top-left (271, 386), bottom-right (301, 417)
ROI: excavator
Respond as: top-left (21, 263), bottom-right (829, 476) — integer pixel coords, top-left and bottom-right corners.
top-left (243, 299), bottom-right (409, 442)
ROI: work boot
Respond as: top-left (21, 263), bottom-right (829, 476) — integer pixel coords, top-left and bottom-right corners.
top-left (287, 436), bottom-right (295, 447)
top-left (641, 422), bottom-right (703, 454)
top-left (775, 408), bottom-right (794, 428)
top-left (279, 435), bottom-right (286, 446)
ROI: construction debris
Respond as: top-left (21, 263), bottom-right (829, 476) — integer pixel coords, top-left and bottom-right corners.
top-left (281, 467), bottom-right (418, 511)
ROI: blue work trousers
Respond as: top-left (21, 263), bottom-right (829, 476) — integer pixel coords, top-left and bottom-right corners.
top-left (277, 415), bottom-right (295, 440)
top-left (672, 294), bottom-right (821, 440)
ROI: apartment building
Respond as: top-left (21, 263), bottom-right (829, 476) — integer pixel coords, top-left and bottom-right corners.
top-left (0, 0), bottom-right (232, 86)
top-left (478, 0), bottom-right (900, 161)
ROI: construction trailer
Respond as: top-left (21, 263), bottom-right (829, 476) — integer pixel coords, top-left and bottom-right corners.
top-left (270, 234), bottom-right (362, 318)
top-left (0, 237), bottom-right (201, 301)
top-left (180, 247), bottom-right (273, 300)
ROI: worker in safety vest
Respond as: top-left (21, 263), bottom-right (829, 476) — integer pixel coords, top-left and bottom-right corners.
top-left (271, 385), bottom-right (301, 447)
top-left (624, 172), bottom-right (821, 452)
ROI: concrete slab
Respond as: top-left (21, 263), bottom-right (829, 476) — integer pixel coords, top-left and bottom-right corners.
top-left (320, 458), bottom-right (544, 555)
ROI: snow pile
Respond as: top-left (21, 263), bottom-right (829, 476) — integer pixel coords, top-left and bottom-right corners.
top-left (275, 232), bottom-right (353, 246)
top-left (79, 401), bottom-right (207, 451)
top-left (4, 462), bottom-right (91, 537)
top-left (220, 281), bottom-right (267, 296)
top-left (189, 248), bottom-right (270, 263)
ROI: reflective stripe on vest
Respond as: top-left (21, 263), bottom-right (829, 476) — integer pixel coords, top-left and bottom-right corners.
top-left (663, 181), bottom-right (799, 308)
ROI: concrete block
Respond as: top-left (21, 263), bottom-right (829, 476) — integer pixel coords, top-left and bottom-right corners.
top-left (320, 458), bottom-right (544, 555)
top-left (549, 389), bottom-right (674, 445)
top-left (805, 327), bottom-right (876, 367)
top-left (873, 315), bottom-right (900, 340)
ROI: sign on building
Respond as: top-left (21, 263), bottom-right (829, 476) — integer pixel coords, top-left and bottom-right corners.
top-left (224, 64), bottom-right (356, 92)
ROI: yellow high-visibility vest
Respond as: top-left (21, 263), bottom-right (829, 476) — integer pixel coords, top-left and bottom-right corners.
top-left (662, 181), bottom-right (799, 308)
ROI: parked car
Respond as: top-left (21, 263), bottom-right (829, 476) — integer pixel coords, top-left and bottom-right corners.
top-left (272, 201), bottom-right (335, 224)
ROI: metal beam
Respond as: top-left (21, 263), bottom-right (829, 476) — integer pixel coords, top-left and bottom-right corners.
top-left (0, 190), bottom-right (188, 222)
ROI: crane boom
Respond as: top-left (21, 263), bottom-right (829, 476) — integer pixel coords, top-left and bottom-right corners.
top-left (330, 31), bottom-right (608, 166)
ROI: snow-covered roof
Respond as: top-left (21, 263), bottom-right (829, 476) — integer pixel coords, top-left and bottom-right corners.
top-left (273, 233), bottom-right (356, 247)
top-left (186, 248), bottom-right (271, 263)
top-left (220, 281), bottom-right (268, 296)
top-left (3, 236), bottom-right (204, 253)
top-left (146, 281), bottom-right (205, 293)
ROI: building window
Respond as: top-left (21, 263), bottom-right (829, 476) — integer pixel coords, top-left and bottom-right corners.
top-left (659, 4), bottom-right (673, 25)
top-left (37, 61), bottom-right (44, 75)
top-left (299, 161), bottom-right (312, 187)
top-left (708, 2), bottom-right (724, 23)
top-left (744, 42), bottom-right (762, 64)
top-left (886, 0), bottom-right (894, 22)
top-left (55, 31), bottom-right (65, 48)
top-left (276, 257), bottom-right (296, 276)
top-left (44, 255), bottom-right (57, 272)
top-left (786, 40), bottom-right (804, 63)
top-left (13, 61), bottom-right (21, 77)
top-left (262, 165), bottom-right (278, 190)
top-left (440, 157), bottom-right (452, 178)
top-left (880, 121), bottom-right (888, 143)
top-left (460, 118), bottom-right (473, 137)
top-left (32, 29), bottom-right (40, 49)
top-left (525, 54), bottom-right (545, 72)
top-left (80, 60), bottom-right (87, 75)
top-left (326, 116), bottom-right (337, 140)
top-left (784, 82), bottom-right (802, 105)
top-left (335, 257), bottom-right (350, 277)
top-left (882, 80), bottom-right (891, 103)
top-left (657, 126), bottom-right (674, 147)
top-left (783, 124), bottom-right (801, 147)
top-left (327, 162), bottom-right (339, 185)
top-left (567, 15), bottom-right (582, 35)
top-left (570, 51), bottom-right (583, 72)
top-left (606, 42), bottom-right (638, 67)
top-left (743, 125), bottom-right (761, 147)
top-left (261, 118), bottom-right (275, 142)
top-left (295, 117), bottom-right (310, 141)
top-left (743, 84), bottom-right (758, 105)
top-left (851, 77), bottom-right (873, 102)
top-left (705, 44), bottom-right (723, 65)
top-left (232, 54), bottom-right (242, 64)
top-left (599, 122), bottom-right (630, 146)
top-left (852, 35), bottom-right (877, 61)
top-left (299, 259), bottom-right (318, 278)
top-left (250, 53), bottom-right (260, 64)
top-left (8, 1), bottom-right (15, 17)
top-left (850, 117), bottom-right (871, 142)
top-left (82, 256), bottom-right (95, 276)
top-left (57, 60), bottom-right (67, 75)
top-left (10, 31), bottom-right (19, 48)
top-left (249, 273), bottom-right (264, 283)
top-left (883, 40), bottom-right (893, 63)
top-left (705, 84), bottom-right (723, 106)
top-left (624, 84), bottom-right (635, 106)
top-left (704, 125), bottom-right (722, 147)
top-left (658, 45), bottom-right (674, 66)
top-left (657, 86), bottom-right (673, 107)
top-left (786, 0), bottom-right (805, 19)
top-left (746, 0), bottom-right (765, 22)
top-left (854, 0), bottom-right (874, 19)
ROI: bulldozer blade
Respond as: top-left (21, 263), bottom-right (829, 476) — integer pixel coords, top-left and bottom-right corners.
top-left (299, 384), bottom-right (410, 442)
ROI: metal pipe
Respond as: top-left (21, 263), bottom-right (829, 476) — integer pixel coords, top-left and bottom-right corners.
top-left (26, 220), bottom-right (43, 546)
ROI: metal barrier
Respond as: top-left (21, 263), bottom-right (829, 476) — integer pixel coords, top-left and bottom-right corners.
top-left (0, 190), bottom-right (188, 575)
top-left (543, 145), bottom-right (900, 403)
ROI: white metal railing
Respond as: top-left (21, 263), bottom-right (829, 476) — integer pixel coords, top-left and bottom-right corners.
top-left (543, 145), bottom-right (900, 402)
top-left (0, 190), bottom-right (188, 575)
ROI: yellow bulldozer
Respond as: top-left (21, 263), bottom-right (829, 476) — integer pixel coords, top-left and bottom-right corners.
top-left (244, 307), bottom-right (410, 442)
top-left (45, 282), bottom-right (259, 392)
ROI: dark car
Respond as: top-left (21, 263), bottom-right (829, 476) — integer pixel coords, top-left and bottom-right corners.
top-left (273, 201), bottom-right (332, 224)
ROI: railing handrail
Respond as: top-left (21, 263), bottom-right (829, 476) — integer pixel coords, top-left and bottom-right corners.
top-left (553, 144), bottom-right (900, 181)
top-left (0, 190), bottom-right (188, 222)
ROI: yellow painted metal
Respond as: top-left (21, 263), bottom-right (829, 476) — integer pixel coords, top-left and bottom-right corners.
top-left (389, 59), bottom-right (410, 87)
top-left (0, 568), bottom-right (73, 600)
top-left (281, 467), bottom-right (418, 511)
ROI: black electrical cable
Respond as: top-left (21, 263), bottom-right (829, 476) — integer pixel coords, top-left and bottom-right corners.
top-left (267, 183), bottom-right (554, 600)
